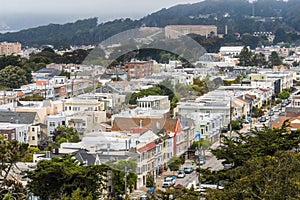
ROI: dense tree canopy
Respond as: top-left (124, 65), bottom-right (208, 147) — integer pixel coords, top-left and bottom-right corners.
top-left (268, 51), bottom-right (282, 67)
top-left (206, 151), bottom-right (300, 200)
top-left (168, 156), bottom-right (183, 172)
top-left (26, 155), bottom-right (110, 200)
top-left (198, 122), bottom-right (300, 199)
top-left (52, 126), bottom-right (81, 148)
top-left (237, 46), bottom-right (253, 66)
top-left (0, 66), bottom-right (28, 89)
top-left (0, 136), bottom-right (28, 200)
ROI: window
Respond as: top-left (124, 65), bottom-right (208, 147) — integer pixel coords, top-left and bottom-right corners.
top-left (62, 121), bottom-right (66, 126)
top-left (49, 122), bottom-right (55, 127)
top-left (32, 136), bottom-right (35, 141)
top-left (32, 127), bottom-right (35, 131)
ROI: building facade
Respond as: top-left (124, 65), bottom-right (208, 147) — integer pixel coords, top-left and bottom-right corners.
top-left (0, 42), bottom-right (21, 56)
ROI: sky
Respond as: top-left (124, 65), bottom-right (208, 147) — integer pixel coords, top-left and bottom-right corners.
top-left (0, 0), bottom-right (201, 30)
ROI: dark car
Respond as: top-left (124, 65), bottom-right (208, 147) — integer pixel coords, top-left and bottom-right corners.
top-left (259, 116), bottom-right (267, 122)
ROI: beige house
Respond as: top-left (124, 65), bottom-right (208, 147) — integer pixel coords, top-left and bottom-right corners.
top-left (232, 97), bottom-right (251, 119)
top-left (66, 111), bottom-right (107, 135)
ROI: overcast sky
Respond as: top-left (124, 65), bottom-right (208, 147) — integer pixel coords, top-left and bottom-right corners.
top-left (0, 0), bottom-right (201, 30)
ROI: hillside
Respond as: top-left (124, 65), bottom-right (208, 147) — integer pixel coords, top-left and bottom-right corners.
top-left (0, 0), bottom-right (299, 48)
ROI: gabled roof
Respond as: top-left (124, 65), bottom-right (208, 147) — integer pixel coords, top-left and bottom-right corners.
top-left (272, 116), bottom-right (300, 130)
top-left (0, 111), bottom-right (37, 124)
top-left (259, 88), bottom-right (269, 92)
top-left (236, 96), bottom-right (251, 104)
top-left (163, 119), bottom-right (179, 132)
top-left (245, 94), bottom-right (256, 100)
top-left (112, 117), bottom-right (165, 132)
top-left (137, 141), bottom-right (156, 153)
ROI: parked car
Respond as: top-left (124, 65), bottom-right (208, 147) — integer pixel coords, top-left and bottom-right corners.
top-left (273, 106), bottom-right (280, 112)
top-left (162, 176), bottom-right (176, 188)
top-left (184, 166), bottom-right (194, 174)
top-left (199, 155), bottom-right (206, 165)
top-left (259, 116), bottom-right (267, 122)
top-left (177, 171), bottom-right (185, 178)
top-left (269, 110), bottom-right (274, 116)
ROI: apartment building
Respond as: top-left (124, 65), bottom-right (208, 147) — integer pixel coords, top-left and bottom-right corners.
top-left (125, 60), bottom-right (154, 79)
top-left (0, 41), bottom-right (21, 56)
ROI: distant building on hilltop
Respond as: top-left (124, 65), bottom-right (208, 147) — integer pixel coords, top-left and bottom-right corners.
top-left (0, 41), bottom-right (21, 56)
top-left (165, 25), bottom-right (217, 39)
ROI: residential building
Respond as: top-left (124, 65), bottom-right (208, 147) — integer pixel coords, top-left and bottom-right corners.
top-left (28, 124), bottom-right (41, 147)
top-left (186, 112), bottom-right (224, 143)
top-left (137, 95), bottom-right (170, 111)
top-left (0, 123), bottom-right (28, 143)
top-left (46, 114), bottom-right (66, 136)
top-left (0, 41), bottom-right (21, 56)
top-left (66, 111), bottom-right (107, 135)
top-left (63, 97), bottom-right (106, 114)
top-left (219, 46), bottom-right (245, 56)
top-left (125, 60), bottom-right (154, 79)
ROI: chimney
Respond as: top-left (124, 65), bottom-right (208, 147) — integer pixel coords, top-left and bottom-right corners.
top-left (156, 122), bottom-right (160, 129)
top-left (139, 120), bottom-right (143, 128)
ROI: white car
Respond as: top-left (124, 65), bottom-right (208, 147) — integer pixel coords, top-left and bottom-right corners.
top-left (177, 171), bottom-right (185, 178)
top-left (162, 177), bottom-right (176, 188)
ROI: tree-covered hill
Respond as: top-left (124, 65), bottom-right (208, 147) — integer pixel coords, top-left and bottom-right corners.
top-left (0, 0), bottom-right (299, 48)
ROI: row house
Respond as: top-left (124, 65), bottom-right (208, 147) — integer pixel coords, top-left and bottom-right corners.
top-left (0, 124), bottom-right (28, 143)
top-left (0, 111), bottom-right (46, 145)
top-left (232, 96), bottom-right (252, 119)
top-left (66, 111), bottom-right (107, 135)
top-left (186, 112), bottom-right (224, 143)
top-left (177, 101), bottom-right (230, 127)
top-left (63, 97), bottom-right (106, 113)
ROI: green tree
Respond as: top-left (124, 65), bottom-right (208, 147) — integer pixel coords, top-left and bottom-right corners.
top-left (113, 158), bottom-right (138, 174)
top-left (192, 140), bottom-right (211, 150)
top-left (20, 146), bottom-right (40, 162)
top-left (0, 136), bottom-right (28, 199)
top-left (112, 158), bottom-right (138, 194)
top-left (146, 173), bottom-right (154, 188)
top-left (238, 46), bottom-right (253, 66)
top-left (168, 156), bottom-right (183, 172)
top-left (0, 65), bottom-right (28, 89)
top-left (278, 90), bottom-right (290, 100)
top-left (251, 106), bottom-right (264, 118)
top-left (212, 123), bottom-right (300, 168)
top-left (251, 52), bottom-right (266, 67)
top-left (206, 151), bottom-right (300, 200)
top-left (0, 55), bottom-right (21, 70)
top-left (27, 155), bottom-right (110, 200)
top-left (53, 126), bottom-right (81, 147)
top-left (268, 51), bottom-right (282, 67)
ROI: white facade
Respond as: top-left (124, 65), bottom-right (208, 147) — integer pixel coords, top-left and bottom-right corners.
top-left (0, 123), bottom-right (29, 143)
